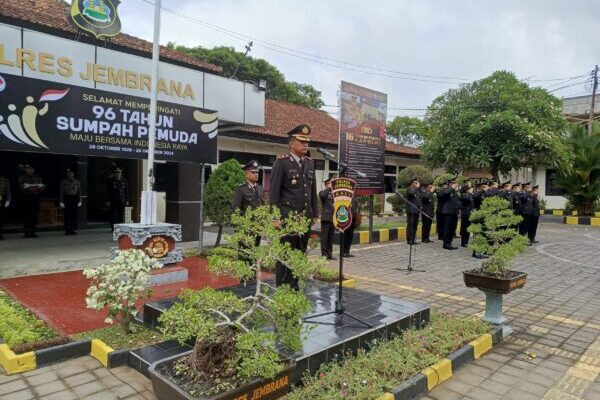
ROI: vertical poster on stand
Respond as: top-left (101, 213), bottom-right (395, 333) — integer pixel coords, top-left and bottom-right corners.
top-left (338, 81), bottom-right (387, 195)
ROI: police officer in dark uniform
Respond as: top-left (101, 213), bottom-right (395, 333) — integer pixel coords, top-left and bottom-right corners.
top-left (420, 182), bottom-right (435, 243)
top-left (528, 185), bottom-right (541, 244)
top-left (519, 182), bottom-right (533, 236)
top-left (269, 124), bottom-right (318, 289)
top-left (472, 182), bottom-right (486, 210)
top-left (435, 181), bottom-right (447, 240)
top-left (487, 180), bottom-right (499, 197)
top-left (59, 168), bottom-right (82, 235)
top-left (0, 173), bottom-right (11, 240)
top-left (499, 181), bottom-right (512, 204)
top-left (107, 167), bottom-right (128, 231)
top-left (438, 178), bottom-right (459, 250)
top-left (18, 164), bottom-right (44, 238)
top-left (406, 178), bottom-right (420, 245)
top-left (319, 177), bottom-right (336, 260)
top-left (459, 183), bottom-right (474, 247)
top-left (232, 160), bottom-right (264, 247)
top-left (511, 182), bottom-right (522, 215)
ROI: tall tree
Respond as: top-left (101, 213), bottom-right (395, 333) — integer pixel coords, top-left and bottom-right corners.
top-left (422, 71), bottom-right (569, 179)
top-left (386, 116), bottom-right (429, 147)
top-left (168, 44), bottom-right (324, 108)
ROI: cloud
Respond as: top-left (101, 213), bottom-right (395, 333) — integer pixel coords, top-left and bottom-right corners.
top-left (119, 0), bottom-right (600, 118)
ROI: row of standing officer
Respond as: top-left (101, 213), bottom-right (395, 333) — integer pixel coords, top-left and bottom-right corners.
top-left (403, 177), bottom-right (541, 255)
top-left (0, 165), bottom-right (128, 239)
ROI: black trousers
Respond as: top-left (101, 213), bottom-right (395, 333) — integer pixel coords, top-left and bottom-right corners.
top-left (22, 195), bottom-right (40, 235)
top-left (460, 212), bottom-right (471, 246)
top-left (442, 214), bottom-right (457, 246)
top-left (343, 224), bottom-right (356, 255)
top-left (406, 213), bottom-right (419, 243)
top-left (452, 214), bottom-right (459, 237)
top-left (320, 221), bottom-right (335, 258)
top-left (519, 214), bottom-right (529, 236)
top-left (528, 216), bottom-right (539, 241)
top-left (63, 195), bottom-right (79, 233)
top-left (436, 212), bottom-right (444, 240)
top-left (110, 203), bottom-right (125, 230)
top-left (421, 214), bottom-right (432, 241)
top-left (275, 231), bottom-right (309, 290)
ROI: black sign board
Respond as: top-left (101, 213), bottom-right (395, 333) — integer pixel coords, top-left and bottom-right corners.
top-left (0, 73), bottom-right (218, 163)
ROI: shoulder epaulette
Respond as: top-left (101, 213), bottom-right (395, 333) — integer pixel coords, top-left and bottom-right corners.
top-left (237, 183), bottom-right (245, 187)
top-left (305, 156), bottom-right (313, 161)
top-left (277, 154), bottom-right (290, 160)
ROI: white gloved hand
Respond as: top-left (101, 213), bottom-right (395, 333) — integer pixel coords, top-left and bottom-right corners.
top-left (60, 202), bottom-right (65, 208)
top-left (4, 201), bottom-right (9, 208)
top-left (77, 202), bottom-right (82, 208)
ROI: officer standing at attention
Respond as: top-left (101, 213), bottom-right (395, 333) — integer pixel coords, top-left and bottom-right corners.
top-left (18, 164), bottom-right (44, 238)
top-left (487, 180), bottom-right (499, 197)
top-left (0, 173), bottom-right (11, 240)
top-left (420, 182), bottom-right (435, 243)
top-left (107, 167), bottom-right (128, 231)
top-left (511, 182), bottom-right (522, 215)
top-left (527, 185), bottom-right (541, 245)
top-left (319, 177), bottom-right (336, 260)
top-left (59, 168), bottom-right (82, 235)
top-left (232, 160), bottom-right (264, 225)
top-left (406, 178), bottom-right (421, 245)
top-left (438, 177), bottom-right (459, 250)
top-left (269, 124), bottom-right (318, 289)
top-left (435, 181), bottom-right (448, 240)
top-left (519, 182), bottom-right (533, 236)
top-left (499, 181), bottom-right (512, 204)
top-left (459, 183), bottom-right (474, 247)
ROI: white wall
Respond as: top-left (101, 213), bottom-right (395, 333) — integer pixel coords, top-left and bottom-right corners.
top-left (534, 168), bottom-right (567, 209)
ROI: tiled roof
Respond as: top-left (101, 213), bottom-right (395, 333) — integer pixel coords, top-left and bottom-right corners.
top-left (0, 0), bottom-right (223, 74)
top-left (237, 99), bottom-right (421, 157)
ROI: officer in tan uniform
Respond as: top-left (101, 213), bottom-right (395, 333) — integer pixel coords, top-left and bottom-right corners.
top-left (60, 168), bottom-right (82, 235)
top-left (269, 124), bottom-right (318, 289)
top-left (0, 173), bottom-right (11, 240)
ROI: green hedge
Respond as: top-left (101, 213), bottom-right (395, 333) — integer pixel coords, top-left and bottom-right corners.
top-left (0, 291), bottom-right (57, 347)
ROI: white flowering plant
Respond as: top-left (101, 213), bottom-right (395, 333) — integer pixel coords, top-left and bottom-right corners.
top-left (84, 249), bottom-right (162, 333)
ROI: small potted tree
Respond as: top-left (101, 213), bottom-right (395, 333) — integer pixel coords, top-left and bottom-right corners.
top-left (464, 196), bottom-right (529, 337)
top-left (148, 205), bottom-right (326, 400)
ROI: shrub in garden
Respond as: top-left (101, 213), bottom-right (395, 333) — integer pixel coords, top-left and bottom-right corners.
top-left (0, 291), bottom-right (57, 348)
top-left (468, 196), bottom-right (529, 276)
top-left (157, 205), bottom-right (327, 396)
top-left (84, 249), bottom-right (162, 333)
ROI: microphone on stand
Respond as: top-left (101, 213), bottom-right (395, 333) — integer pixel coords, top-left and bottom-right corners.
top-left (316, 148), bottom-right (367, 178)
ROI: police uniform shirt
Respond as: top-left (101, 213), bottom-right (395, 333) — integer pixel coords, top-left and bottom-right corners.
top-left (232, 181), bottom-right (263, 214)
top-left (269, 153), bottom-right (318, 219)
top-left (406, 187), bottom-right (421, 214)
top-left (108, 178), bottom-right (128, 205)
top-left (60, 178), bottom-right (81, 203)
top-left (319, 188), bottom-right (334, 222)
top-left (438, 187), bottom-right (459, 215)
top-left (420, 189), bottom-right (434, 216)
top-left (0, 176), bottom-right (10, 204)
top-left (18, 174), bottom-right (43, 194)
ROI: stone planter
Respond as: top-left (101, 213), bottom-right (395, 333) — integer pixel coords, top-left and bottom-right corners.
top-left (148, 351), bottom-right (295, 400)
top-left (463, 269), bottom-right (527, 338)
top-left (463, 270), bottom-right (527, 295)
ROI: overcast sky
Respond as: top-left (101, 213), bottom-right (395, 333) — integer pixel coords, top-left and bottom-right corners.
top-left (119, 0), bottom-right (600, 120)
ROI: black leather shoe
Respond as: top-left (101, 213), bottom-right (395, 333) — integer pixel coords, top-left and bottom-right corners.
top-left (461, 244), bottom-right (467, 248)
top-left (443, 245), bottom-right (458, 250)
top-left (422, 239), bottom-right (433, 243)
top-left (472, 253), bottom-right (486, 259)
top-left (343, 253), bottom-right (354, 258)
top-left (531, 240), bottom-right (539, 244)
top-left (328, 256), bottom-right (337, 261)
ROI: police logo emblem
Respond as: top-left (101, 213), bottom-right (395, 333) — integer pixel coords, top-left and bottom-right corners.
top-left (70, 0), bottom-right (122, 39)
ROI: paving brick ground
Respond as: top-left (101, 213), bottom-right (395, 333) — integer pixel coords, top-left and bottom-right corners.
top-left (0, 356), bottom-right (155, 400)
top-left (1, 222), bottom-right (599, 399)
top-left (340, 222), bottom-right (600, 400)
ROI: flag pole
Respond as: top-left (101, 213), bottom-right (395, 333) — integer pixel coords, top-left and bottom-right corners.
top-left (141, 0), bottom-right (161, 225)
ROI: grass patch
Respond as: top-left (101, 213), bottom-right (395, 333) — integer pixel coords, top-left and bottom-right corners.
top-left (285, 312), bottom-right (489, 400)
top-left (359, 220), bottom-right (406, 231)
top-left (72, 325), bottom-right (165, 350)
top-left (0, 290), bottom-right (59, 348)
top-left (313, 267), bottom-right (343, 283)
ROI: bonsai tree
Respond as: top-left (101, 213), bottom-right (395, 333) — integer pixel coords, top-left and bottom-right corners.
top-left (468, 196), bottom-right (529, 276)
top-left (84, 249), bottom-right (162, 333)
top-left (204, 159), bottom-right (246, 246)
top-left (157, 205), bottom-right (326, 396)
top-left (555, 123), bottom-right (600, 216)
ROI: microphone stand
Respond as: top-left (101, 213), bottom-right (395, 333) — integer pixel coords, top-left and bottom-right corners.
top-left (394, 190), bottom-right (433, 274)
top-left (304, 151), bottom-right (372, 328)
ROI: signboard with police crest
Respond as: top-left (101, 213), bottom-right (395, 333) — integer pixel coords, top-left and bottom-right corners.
top-left (70, 0), bottom-right (122, 39)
